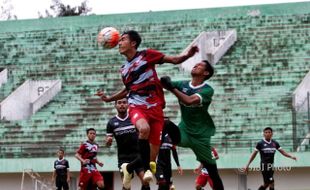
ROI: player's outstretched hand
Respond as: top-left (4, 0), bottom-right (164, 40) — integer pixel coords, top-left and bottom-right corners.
top-left (98, 162), bottom-right (104, 167)
top-left (160, 76), bottom-right (174, 91)
top-left (187, 46), bottom-right (199, 57)
top-left (95, 90), bottom-right (110, 102)
top-left (177, 166), bottom-right (183, 175)
top-left (105, 136), bottom-right (113, 147)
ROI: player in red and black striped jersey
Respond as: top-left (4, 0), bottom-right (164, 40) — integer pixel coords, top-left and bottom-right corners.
top-left (106, 98), bottom-right (150, 190)
top-left (75, 128), bottom-right (105, 190)
top-left (245, 127), bottom-right (297, 190)
top-left (96, 30), bottom-right (198, 183)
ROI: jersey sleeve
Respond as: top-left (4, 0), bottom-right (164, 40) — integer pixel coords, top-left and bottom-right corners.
top-left (275, 140), bottom-right (281, 150)
top-left (196, 86), bottom-right (214, 104)
top-left (171, 80), bottom-right (184, 90)
top-left (255, 142), bottom-right (260, 152)
top-left (145, 49), bottom-right (165, 65)
top-left (77, 143), bottom-right (85, 155)
top-left (66, 160), bottom-right (70, 169)
top-left (54, 160), bottom-right (56, 169)
top-left (106, 120), bottom-right (113, 136)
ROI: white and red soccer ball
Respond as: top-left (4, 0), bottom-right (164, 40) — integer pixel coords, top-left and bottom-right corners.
top-left (97, 27), bottom-right (120, 49)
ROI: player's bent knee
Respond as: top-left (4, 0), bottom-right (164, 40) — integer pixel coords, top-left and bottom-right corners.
top-left (97, 181), bottom-right (105, 189)
top-left (138, 126), bottom-right (150, 139)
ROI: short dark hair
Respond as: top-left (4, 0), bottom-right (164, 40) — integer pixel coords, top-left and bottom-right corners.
top-left (115, 98), bottom-right (128, 105)
top-left (58, 148), bottom-right (64, 153)
top-left (202, 60), bottom-right (214, 80)
top-left (263, 127), bottom-right (273, 132)
top-left (122, 30), bottom-right (142, 49)
top-left (86, 128), bottom-right (96, 134)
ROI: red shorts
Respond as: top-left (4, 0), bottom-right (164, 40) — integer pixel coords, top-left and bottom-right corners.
top-left (196, 173), bottom-right (213, 188)
top-left (79, 168), bottom-right (103, 189)
top-left (129, 105), bottom-right (164, 145)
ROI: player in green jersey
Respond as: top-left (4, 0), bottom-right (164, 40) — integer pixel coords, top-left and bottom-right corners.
top-left (161, 60), bottom-right (224, 190)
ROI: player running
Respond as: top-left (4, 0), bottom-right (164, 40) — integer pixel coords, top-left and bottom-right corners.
top-left (75, 128), bottom-right (105, 190)
top-left (244, 127), bottom-right (297, 190)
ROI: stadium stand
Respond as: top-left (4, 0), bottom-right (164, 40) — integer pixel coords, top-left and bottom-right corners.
top-left (0, 0), bottom-right (309, 174)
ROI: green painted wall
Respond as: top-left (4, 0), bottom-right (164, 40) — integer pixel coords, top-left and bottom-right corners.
top-left (0, 2), bottom-right (309, 172)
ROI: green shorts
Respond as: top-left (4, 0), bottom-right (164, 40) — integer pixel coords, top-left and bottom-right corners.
top-left (178, 126), bottom-right (216, 164)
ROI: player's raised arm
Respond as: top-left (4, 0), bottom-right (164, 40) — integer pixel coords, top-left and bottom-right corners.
top-left (160, 76), bottom-right (202, 106)
top-left (95, 87), bottom-right (128, 102)
top-left (163, 46), bottom-right (199, 65)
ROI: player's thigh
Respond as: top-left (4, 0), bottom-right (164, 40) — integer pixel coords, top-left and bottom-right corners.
top-left (190, 138), bottom-right (215, 164)
top-left (262, 169), bottom-right (274, 184)
top-left (92, 170), bottom-right (104, 186)
top-left (79, 169), bottom-right (92, 189)
top-left (155, 164), bottom-right (166, 182)
top-left (144, 106), bottom-right (163, 145)
top-left (178, 127), bottom-right (190, 148)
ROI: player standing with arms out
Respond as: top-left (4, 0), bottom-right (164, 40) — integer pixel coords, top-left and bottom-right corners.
top-left (96, 30), bottom-right (198, 182)
top-left (75, 128), bottom-right (105, 190)
top-left (244, 127), bottom-right (297, 190)
top-left (161, 60), bottom-right (224, 190)
top-left (52, 149), bottom-right (70, 190)
top-left (106, 98), bottom-right (150, 190)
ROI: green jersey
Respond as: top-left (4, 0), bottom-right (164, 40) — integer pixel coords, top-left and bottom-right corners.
top-left (172, 80), bottom-right (215, 138)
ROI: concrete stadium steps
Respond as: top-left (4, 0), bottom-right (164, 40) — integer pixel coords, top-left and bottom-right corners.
top-left (0, 3), bottom-right (310, 158)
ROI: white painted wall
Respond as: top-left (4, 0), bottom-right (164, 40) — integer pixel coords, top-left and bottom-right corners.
top-left (0, 68), bottom-right (8, 88)
top-left (292, 70), bottom-right (310, 112)
top-left (0, 80), bottom-right (61, 120)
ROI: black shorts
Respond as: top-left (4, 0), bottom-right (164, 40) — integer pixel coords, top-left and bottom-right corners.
top-left (56, 176), bottom-right (69, 190)
top-left (261, 163), bottom-right (274, 184)
top-left (155, 163), bottom-right (172, 185)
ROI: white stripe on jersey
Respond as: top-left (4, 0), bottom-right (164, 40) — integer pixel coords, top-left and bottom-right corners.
top-left (261, 148), bottom-right (277, 151)
top-left (113, 125), bottom-right (135, 132)
top-left (133, 69), bottom-right (154, 84)
top-left (161, 143), bottom-right (173, 148)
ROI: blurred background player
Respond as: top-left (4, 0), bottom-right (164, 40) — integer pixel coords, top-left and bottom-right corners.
top-left (194, 147), bottom-right (219, 190)
top-left (75, 128), bottom-right (105, 190)
top-left (156, 117), bottom-right (183, 190)
top-left (105, 98), bottom-right (150, 190)
top-left (52, 148), bottom-right (70, 190)
top-left (161, 60), bottom-right (224, 190)
top-left (244, 127), bottom-right (297, 190)
top-left (96, 30), bottom-right (198, 182)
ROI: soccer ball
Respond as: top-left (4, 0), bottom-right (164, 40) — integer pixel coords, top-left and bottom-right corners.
top-left (97, 27), bottom-right (120, 49)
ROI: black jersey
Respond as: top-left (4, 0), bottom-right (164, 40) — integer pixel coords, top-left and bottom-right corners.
top-left (54, 158), bottom-right (69, 176)
top-left (106, 115), bottom-right (139, 165)
top-left (255, 139), bottom-right (281, 164)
